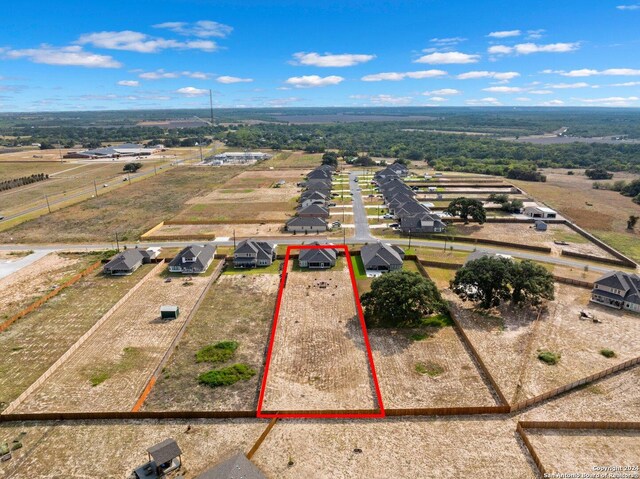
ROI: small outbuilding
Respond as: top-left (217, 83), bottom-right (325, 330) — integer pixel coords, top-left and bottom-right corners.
top-left (535, 220), bottom-right (548, 231)
top-left (524, 205), bottom-right (557, 219)
top-left (131, 438), bottom-right (182, 479)
top-left (160, 305), bottom-right (179, 320)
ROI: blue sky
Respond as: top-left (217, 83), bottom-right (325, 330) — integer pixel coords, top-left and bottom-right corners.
top-left (1, 0), bottom-right (640, 111)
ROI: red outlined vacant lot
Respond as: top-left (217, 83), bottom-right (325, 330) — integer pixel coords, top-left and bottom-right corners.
top-left (257, 244), bottom-right (385, 419)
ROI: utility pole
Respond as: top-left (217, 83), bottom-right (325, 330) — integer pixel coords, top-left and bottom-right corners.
top-left (93, 179), bottom-right (98, 197)
top-left (115, 231), bottom-right (120, 252)
top-left (209, 89), bottom-right (214, 125)
top-left (408, 228), bottom-right (412, 250)
top-left (199, 141), bottom-right (204, 162)
top-left (44, 194), bottom-right (51, 214)
top-left (154, 165), bottom-right (157, 176)
top-left (233, 229), bottom-right (236, 250)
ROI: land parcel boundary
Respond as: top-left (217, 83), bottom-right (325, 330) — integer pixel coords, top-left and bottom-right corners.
top-left (257, 245), bottom-right (385, 419)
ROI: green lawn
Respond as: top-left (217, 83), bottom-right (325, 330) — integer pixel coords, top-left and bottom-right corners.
top-left (223, 260), bottom-right (282, 275)
top-left (291, 256), bottom-right (345, 272)
top-left (350, 255), bottom-right (367, 279)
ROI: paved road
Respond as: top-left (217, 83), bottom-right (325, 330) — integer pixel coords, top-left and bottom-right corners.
top-left (0, 249), bottom-right (49, 280)
top-left (349, 171), bottom-right (374, 242)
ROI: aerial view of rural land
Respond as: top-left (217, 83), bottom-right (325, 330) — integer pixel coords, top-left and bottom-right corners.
top-left (1, 1), bottom-right (639, 478)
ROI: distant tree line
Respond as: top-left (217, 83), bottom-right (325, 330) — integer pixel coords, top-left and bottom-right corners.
top-left (0, 173), bottom-right (49, 192)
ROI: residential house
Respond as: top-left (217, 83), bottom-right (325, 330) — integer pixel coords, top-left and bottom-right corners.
top-left (298, 244), bottom-right (337, 269)
top-left (387, 163), bottom-right (409, 176)
top-left (168, 244), bottom-right (216, 274)
top-left (394, 201), bottom-right (432, 219)
top-left (360, 242), bottom-right (405, 273)
top-left (524, 205), bottom-right (557, 219)
top-left (591, 271), bottom-right (640, 313)
top-left (298, 204), bottom-right (330, 218)
top-left (103, 247), bottom-right (160, 276)
top-left (307, 169), bottom-right (331, 180)
top-left (233, 239), bottom-right (277, 268)
top-left (286, 216), bottom-right (328, 232)
top-left (400, 213), bottom-right (447, 233)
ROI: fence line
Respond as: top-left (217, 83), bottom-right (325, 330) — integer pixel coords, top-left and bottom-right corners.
top-left (385, 406), bottom-right (510, 416)
top-left (553, 275), bottom-right (593, 289)
top-left (0, 260), bottom-right (102, 334)
top-left (131, 259), bottom-right (227, 412)
top-left (140, 221), bottom-right (165, 239)
top-left (563, 221), bottom-right (637, 268)
top-left (516, 422), bottom-right (546, 478)
top-left (561, 249), bottom-right (629, 268)
top-left (247, 417), bottom-right (278, 460)
top-left (2, 261), bottom-right (166, 415)
top-left (410, 233), bottom-right (552, 253)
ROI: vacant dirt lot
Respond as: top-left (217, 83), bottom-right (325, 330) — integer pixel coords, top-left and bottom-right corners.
top-left (0, 265), bottom-right (151, 411)
top-left (144, 273), bottom-right (279, 411)
top-left (0, 167), bottom-right (243, 243)
top-left (512, 169), bottom-right (640, 262)
top-left (148, 222), bottom-right (294, 239)
top-left (525, 429), bottom-right (639, 473)
top-left (0, 418), bottom-right (267, 479)
top-left (15, 265), bottom-right (212, 413)
top-left (174, 201), bottom-right (295, 223)
top-left (261, 264), bottom-right (379, 412)
top-left (260, 151), bottom-right (323, 168)
top-left (369, 326), bottom-right (497, 409)
top-left (252, 417), bottom-right (537, 478)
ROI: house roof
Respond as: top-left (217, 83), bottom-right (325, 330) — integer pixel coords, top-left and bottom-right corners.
top-left (307, 169), bottom-right (331, 179)
top-left (235, 239), bottom-right (275, 260)
top-left (195, 452), bottom-right (266, 479)
top-left (299, 244), bottom-right (337, 263)
top-left (361, 242), bottom-right (405, 269)
top-left (298, 204), bottom-right (329, 215)
top-left (147, 438), bottom-right (182, 465)
top-left (104, 249), bottom-right (145, 271)
top-left (287, 216), bottom-right (327, 227)
top-left (594, 272), bottom-right (640, 305)
top-left (168, 244), bottom-right (216, 270)
top-left (395, 201), bottom-right (431, 217)
top-left (300, 190), bottom-right (327, 200)
top-left (400, 213), bottom-right (445, 229)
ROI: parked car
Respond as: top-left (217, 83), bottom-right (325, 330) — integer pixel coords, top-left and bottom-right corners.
top-left (383, 214), bottom-right (394, 219)
top-left (328, 202), bottom-right (337, 206)
top-left (389, 223), bottom-right (399, 228)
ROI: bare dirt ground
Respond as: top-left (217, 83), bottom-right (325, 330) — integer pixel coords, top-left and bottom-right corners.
top-left (449, 222), bottom-right (617, 259)
top-left (174, 201), bottom-right (296, 223)
top-left (14, 265), bottom-right (212, 413)
top-left (525, 429), bottom-right (640, 473)
top-left (0, 265), bottom-right (151, 410)
top-left (252, 416), bottom-right (538, 479)
top-left (144, 274), bottom-right (279, 411)
top-left (0, 253), bottom-right (86, 320)
top-left (369, 326), bottom-right (498, 409)
top-left (0, 418), bottom-right (267, 479)
top-left (447, 283), bottom-right (640, 405)
top-left (148, 222), bottom-right (325, 240)
top-left (261, 263), bottom-right (379, 412)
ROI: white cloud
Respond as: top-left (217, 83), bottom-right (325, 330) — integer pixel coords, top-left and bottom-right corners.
top-left (153, 20), bottom-right (233, 38)
top-left (483, 86), bottom-right (524, 93)
top-left (616, 4), bottom-right (640, 10)
top-left (578, 96), bottom-right (639, 106)
top-left (76, 31), bottom-right (218, 53)
top-left (489, 42), bottom-right (580, 55)
top-left (284, 75), bottom-right (344, 88)
top-left (368, 94), bottom-right (413, 105)
top-left (361, 70), bottom-right (446, 81)
top-left (176, 86), bottom-right (209, 97)
top-left (3, 45), bottom-right (121, 68)
top-left (430, 37), bottom-right (467, 46)
top-left (540, 100), bottom-right (565, 106)
top-left (488, 30), bottom-right (521, 38)
top-left (515, 97), bottom-right (531, 102)
top-left (216, 76), bottom-right (253, 84)
top-left (423, 88), bottom-right (461, 96)
top-left (466, 97), bottom-right (502, 106)
top-left (428, 96), bottom-right (448, 102)
top-left (268, 97), bottom-right (302, 107)
top-left (456, 71), bottom-right (520, 82)
top-left (117, 80), bottom-right (139, 87)
top-left (526, 29), bottom-right (546, 39)
top-left (529, 89), bottom-right (553, 94)
top-left (291, 52), bottom-right (375, 67)
top-left (611, 81), bottom-right (640, 86)
top-left (138, 69), bottom-right (212, 80)
top-left (548, 82), bottom-right (590, 89)
top-left (549, 68), bottom-right (640, 77)
top-left (415, 51), bottom-right (480, 64)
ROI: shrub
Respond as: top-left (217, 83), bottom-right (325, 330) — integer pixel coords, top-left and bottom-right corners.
top-left (198, 363), bottom-right (256, 387)
top-left (195, 341), bottom-right (238, 363)
top-left (415, 361), bottom-right (445, 377)
top-left (600, 348), bottom-right (616, 358)
top-left (410, 332), bottom-right (430, 341)
top-left (538, 350), bottom-right (561, 365)
top-left (421, 312), bottom-right (454, 328)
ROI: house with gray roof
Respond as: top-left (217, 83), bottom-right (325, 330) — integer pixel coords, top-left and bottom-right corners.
top-left (168, 244), bottom-right (216, 274)
top-left (195, 452), bottom-right (266, 479)
top-left (360, 242), bottom-right (405, 274)
top-left (591, 271), bottom-right (640, 313)
top-left (132, 438), bottom-right (182, 479)
top-left (387, 162), bottom-right (409, 176)
top-left (286, 216), bottom-right (328, 232)
top-left (298, 243), bottom-right (337, 269)
top-left (400, 213), bottom-right (446, 233)
top-left (233, 239), bottom-right (277, 268)
top-left (307, 169), bottom-right (332, 180)
top-left (298, 203), bottom-right (330, 218)
top-left (394, 201), bottom-right (432, 218)
top-left (103, 247), bottom-right (160, 275)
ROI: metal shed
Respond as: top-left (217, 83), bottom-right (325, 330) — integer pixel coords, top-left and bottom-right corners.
top-left (160, 305), bottom-right (180, 320)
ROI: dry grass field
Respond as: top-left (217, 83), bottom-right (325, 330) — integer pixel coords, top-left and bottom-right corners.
top-left (144, 273), bottom-right (279, 411)
top-left (252, 417), bottom-right (538, 479)
top-left (0, 265), bottom-right (151, 410)
top-left (512, 169), bottom-right (640, 262)
top-left (260, 151), bottom-right (323, 168)
top-left (0, 162), bottom-right (71, 182)
top-left (0, 148), bottom-right (66, 163)
top-left (0, 252), bottom-right (93, 321)
top-left (0, 166), bottom-right (243, 243)
top-left (369, 326), bottom-right (497, 409)
top-left (14, 265), bottom-right (213, 413)
top-left (261, 264), bottom-right (379, 412)
top-left (525, 429), bottom-right (640, 474)
top-left (146, 222), bottom-right (296, 239)
top-left (174, 201), bottom-right (295, 223)
top-left (0, 418), bottom-right (267, 479)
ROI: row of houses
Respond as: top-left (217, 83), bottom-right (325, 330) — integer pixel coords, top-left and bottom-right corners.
top-left (373, 164), bottom-right (447, 234)
top-left (103, 244), bottom-right (217, 275)
top-left (285, 164), bottom-right (336, 233)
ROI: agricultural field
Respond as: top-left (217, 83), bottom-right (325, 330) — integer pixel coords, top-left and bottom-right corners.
top-left (261, 263), bottom-right (379, 413)
top-left (14, 263), bottom-right (213, 413)
top-left (0, 252), bottom-right (98, 322)
top-left (0, 264), bottom-right (151, 410)
top-left (0, 161), bottom-right (71, 181)
top-left (0, 419), bottom-right (266, 478)
top-left (174, 201), bottom-right (295, 223)
top-left (260, 151), bottom-right (324, 168)
top-left (144, 273), bottom-right (279, 411)
top-left (511, 169), bottom-right (640, 262)
top-left (0, 166), bottom-right (243, 244)
top-left (369, 325), bottom-right (497, 409)
top-left (0, 148), bottom-right (66, 163)
top-left (252, 417), bottom-right (538, 479)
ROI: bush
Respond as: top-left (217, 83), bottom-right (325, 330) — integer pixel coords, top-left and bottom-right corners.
top-left (195, 341), bottom-right (238, 363)
top-left (415, 361), bottom-right (445, 377)
top-left (600, 348), bottom-right (616, 358)
top-left (198, 363), bottom-right (256, 387)
top-left (421, 312), bottom-right (453, 328)
top-left (538, 350), bottom-right (561, 365)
